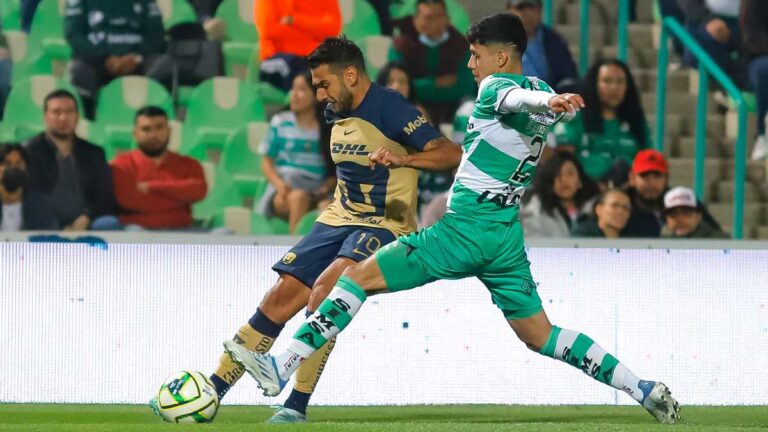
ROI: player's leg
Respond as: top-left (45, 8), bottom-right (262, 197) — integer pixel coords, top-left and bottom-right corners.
top-left (213, 222), bottom-right (346, 400)
top-left (481, 221), bottom-right (680, 424)
top-left (269, 258), bottom-right (353, 424)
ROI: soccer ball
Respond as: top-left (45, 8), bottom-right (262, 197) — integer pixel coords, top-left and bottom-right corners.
top-left (156, 371), bottom-right (219, 423)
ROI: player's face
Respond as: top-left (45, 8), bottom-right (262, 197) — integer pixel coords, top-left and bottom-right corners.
top-left (597, 64), bottom-right (627, 111)
top-left (553, 160), bottom-right (581, 201)
top-left (289, 75), bottom-right (316, 114)
top-left (386, 68), bottom-right (411, 99)
top-left (596, 190), bottom-right (631, 231)
top-left (665, 206), bottom-right (702, 237)
top-left (311, 64), bottom-right (355, 114)
top-left (468, 43), bottom-right (498, 84)
top-left (44, 97), bottom-right (79, 140)
top-left (134, 115), bottom-right (170, 157)
top-left (630, 171), bottom-right (667, 201)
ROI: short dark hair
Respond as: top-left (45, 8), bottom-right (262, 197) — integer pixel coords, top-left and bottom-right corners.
top-left (134, 105), bottom-right (168, 122)
top-left (0, 143), bottom-right (28, 164)
top-left (43, 89), bottom-right (78, 112)
top-left (466, 13), bottom-right (528, 56)
top-left (306, 36), bottom-right (366, 74)
top-left (416, 0), bottom-right (446, 11)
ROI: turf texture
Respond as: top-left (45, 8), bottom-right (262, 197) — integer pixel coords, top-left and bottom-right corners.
top-left (0, 404), bottom-right (765, 431)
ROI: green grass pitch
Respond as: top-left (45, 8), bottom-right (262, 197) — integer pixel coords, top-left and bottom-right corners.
top-left (1, 404), bottom-right (765, 431)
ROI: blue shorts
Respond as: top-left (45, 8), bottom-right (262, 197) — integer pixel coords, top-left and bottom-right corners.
top-left (272, 222), bottom-right (397, 288)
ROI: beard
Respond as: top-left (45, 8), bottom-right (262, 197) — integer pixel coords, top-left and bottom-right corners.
top-left (48, 129), bottom-right (74, 141)
top-left (139, 143), bottom-right (168, 158)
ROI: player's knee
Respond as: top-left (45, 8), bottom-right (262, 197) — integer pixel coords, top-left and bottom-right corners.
top-left (287, 189), bottom-right (309, 202)
top-left (517, 334), bottom-right (545, 352)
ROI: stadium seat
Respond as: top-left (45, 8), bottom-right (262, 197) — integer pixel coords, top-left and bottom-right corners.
top-left (214, 0), bottom-right (258, 79)
top-left (339, 0), bottom-right (381, 43)
top-left (4, 30), bottom-right (53, 84)
top-left (361, 35), bottom-right (393, 80)
top-left (212, 207), bottom-right (287, 235)
top-left (192, 165), bottom-right (241, 224)
top-left (185, 77), bottom-right (266, 154)
top-left (28, 0), bottom-right (71, 63)
top-left (175, 124), bottom-right (209, 161)
top-left (1, 0), bottom-right (20, 31)
top-left (390, 0), bottom-right (470, 34)
top-left (295, 210), bottom-right (320, 235)
top-left (2, 75), bottom-right (82, 141)
top-left (75, 119), bottom-right (110, 160)
top-left (267, 216), bottom-right (289, 234)
top-left (95, 76), bottom-right (175, 152)
top-left (220, 122), bottom-right (267, 198)
top-left (156, 0), bottom-right (198, 29)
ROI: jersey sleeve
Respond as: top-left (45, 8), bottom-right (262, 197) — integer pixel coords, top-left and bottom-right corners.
top-left (382, 93), bottom-right (441, 151)
top-left (260, 116), bottom-right (281, 158)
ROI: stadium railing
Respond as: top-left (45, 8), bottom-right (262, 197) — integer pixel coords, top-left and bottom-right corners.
top-left (655, 16), bottom-right (748, 239)
top-left (541, 0), bottom-right (630, 76)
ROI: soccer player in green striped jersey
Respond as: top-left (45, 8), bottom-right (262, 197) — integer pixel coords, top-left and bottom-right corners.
top-left (225, 13), bottom-right (681, 424)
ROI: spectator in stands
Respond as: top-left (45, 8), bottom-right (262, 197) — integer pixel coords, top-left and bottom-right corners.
top-left (21, 0), bottom-right (41, 33)
top-left (521, 152), bottom-right (600, 237)
top-left (254, 0), bottom-right (341, 92)
top-left (0, 143), bottom-right (52, 230)
top-left (623, 149), bottom-right (667, 237)
top-left (65, 0), bottom-right (167, 118)
top-left (256, 72), bottom-right (335, 234)
top-left (24, 90), bottom-right (120, 231)
top-left (661, 186), bottom-right (729, 238)
top-left (366, 0), bottom-right (394, 36)
top-left (506, 0), bottom-right (579, 93)
top-left (571, 189), bottom-right (632, 238)
top-left (680, 0), bottom-right (741, 79)
top-left (740, 0), bottom-right (768, 160)
top-left (376, 62), bottom-right (452, 221)
top-left (555, 58), bottom-right (650, 184)
top-left (392, 0), bottom-right (475, 124)
top-left (0, 34), bottom-right (10, 118)
top-left (187, 0), bottom-right (225, 40)
top-left (111, 106), bottom-right (207, 231)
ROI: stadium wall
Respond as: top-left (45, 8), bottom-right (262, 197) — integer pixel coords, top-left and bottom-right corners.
top-left (1, 239), bottom-right (766, 405)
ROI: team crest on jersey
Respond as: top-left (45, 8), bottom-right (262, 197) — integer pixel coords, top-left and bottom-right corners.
top-left (282, 252), bottom-right (297, 264)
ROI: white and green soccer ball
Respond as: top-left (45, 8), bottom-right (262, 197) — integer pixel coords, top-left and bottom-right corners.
top-left (156, 371), bottom-right (219, 423)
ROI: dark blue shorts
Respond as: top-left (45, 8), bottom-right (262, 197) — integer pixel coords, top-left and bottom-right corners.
top-left (272, 222), bottom-right (397, 288)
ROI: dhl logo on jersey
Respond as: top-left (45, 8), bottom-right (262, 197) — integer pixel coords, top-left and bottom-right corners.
top-left (331, 143), bottom-right (369, 156)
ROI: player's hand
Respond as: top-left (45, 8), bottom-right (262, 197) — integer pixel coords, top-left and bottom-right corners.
top-left (549, 93), bottom-right (584, 114)
top-left (276, 182), bottom-right (291, 196)
top-left (705, 18), bottom-right (730, 43)
top-left (137, 181), bottom-right (150, 194)
top-left (368, 148), bottom-right (408, 169)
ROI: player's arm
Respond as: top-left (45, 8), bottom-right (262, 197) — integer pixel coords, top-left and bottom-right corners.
top-left (369, 136), bottom-right (461, 171)
top-left (498, 88), bottom-right (585, 115)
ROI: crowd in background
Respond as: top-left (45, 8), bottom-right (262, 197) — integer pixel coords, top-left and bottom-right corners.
top-left (0, 0), bottom-right (765, 239)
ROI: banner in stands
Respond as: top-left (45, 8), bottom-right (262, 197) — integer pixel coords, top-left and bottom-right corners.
top-left (1, 242), bottom-right (766, 405)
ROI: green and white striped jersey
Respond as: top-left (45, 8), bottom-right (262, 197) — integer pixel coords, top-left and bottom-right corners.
top-left (446, 73), bottom-right (561, 222)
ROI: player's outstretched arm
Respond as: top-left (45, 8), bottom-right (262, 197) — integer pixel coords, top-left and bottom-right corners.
top-left (499, 88), bottom-right (585, 115)
top-left (368, 136), bottom-right (461, 171)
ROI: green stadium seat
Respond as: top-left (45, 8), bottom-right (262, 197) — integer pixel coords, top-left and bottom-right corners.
top-left (75, 119), bottom-right (111, 160)
top-left (267, 217), bottom-right (289, 234)
top-left (156, 0), bottom-right (198, 29)
top-left (176, 124), bottom-right (209, 161)
top-left (185, 77), bottom-right (266, 153)
top-left (193, 165), bottom-right (241, 225)
top-left (214, 0), bottom-right (258, 78)
top-left (5, 30), bottom-right (53, 84)
top-left (360, 35), bottom-right (393, 80)
top-left (220, 122), bottom-right (267, 198)
top-left (390, 0), bottom-right (470, 34)
top-left (95, 76), bottom-right (175, 152)
top-left (2, 75), bottom-right (82, 141)
top-left (339, 0), bottom-right (381, 43)
top-left (295, 209), bottom-right (320, 235)
top-left (1, 0), bottom-right (20, 31)
top-left (28, 0), bottom-right (71, 63)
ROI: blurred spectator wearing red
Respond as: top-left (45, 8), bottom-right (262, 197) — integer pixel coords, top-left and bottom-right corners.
top-left (111, 106), bottom-right (207, 230)
top-left (506, 0), bottom-right (579, 94)
top-left (65, 0), bottom-right (167, 118)
top-left (392, 0), bottom-right (475, 124)
top-left (254, 0), bottom-right (341, 92)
